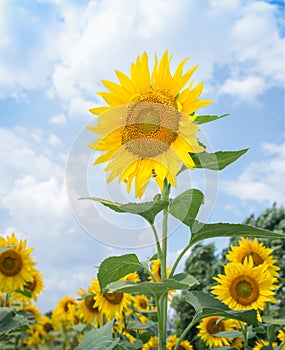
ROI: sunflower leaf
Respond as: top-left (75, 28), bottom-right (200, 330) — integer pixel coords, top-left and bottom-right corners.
top-left (15, 288), bottom-right (32, 298)
top-left (169, 189), bottom-right (204, 228)
top-left (98, 254), bottom-right (143, 291)
top-left (0, 308), bottom-right (30, 336)
top-left (79, 197), bottom-right (168, 225)
top-left (185, 291), bottom-right (259, 326)
top-left (190, 149), bottom-right (249, 170)
top-left (75, 320), bottom-right (120, 350)
top-left (105, 273), bottom-right (199, 297)
top-left (195, 114), bottom-right (229, 124)
top-left (189, 221), bottom-right (284, 246)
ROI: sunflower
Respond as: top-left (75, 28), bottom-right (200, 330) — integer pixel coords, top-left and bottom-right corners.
top-left (88, 51), bottom-right (212, 197)
top-left (0, 233), bottom-right (36, 293)
top-left (226, 237), bottom-right (280, 277)
top-left (133, 294), bottom-right (150, 312)
top-left (253, 339), bottom-right (278, 350)
top-left (24, 303), bottom-right (42, 322)
top-left (94, 286), bottom-right (133, 322)
top-left (15, 268), bottom-right (44, 303)
top-left (39, 315), bottom-right (54, 339)
top-left (197, 316), bottom-right (236, 348)
top-left (77, 278), bottom-right (102, 325)
top-left (142, 335), bottom-right (159, 350)
top-left (52, 295), bottom-right (78, 328)
top-left (211, 258), bottom-right (278, 311)
top-left (166, 334), bottom-right (193, 350)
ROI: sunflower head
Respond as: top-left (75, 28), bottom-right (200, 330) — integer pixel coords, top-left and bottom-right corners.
top-left (211, 258), bottom-right (278, 310)
top-left (89, 51), bottom-right (212, 197)
top-left (197, 316), bottom-right (236, 348)
top-left (0, 233), bottom-right (36, 293)
top-left (226, 237), bottom-right (280, 277)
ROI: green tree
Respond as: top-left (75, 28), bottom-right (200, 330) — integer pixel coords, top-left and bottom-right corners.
top-left (171, 203), bottom-right (285, 347)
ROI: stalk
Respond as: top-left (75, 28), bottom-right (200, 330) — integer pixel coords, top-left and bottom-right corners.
top-left (157, 182), bottom-right (170, 349)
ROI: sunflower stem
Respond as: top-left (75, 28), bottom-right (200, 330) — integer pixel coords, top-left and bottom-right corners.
top-left (157, 182), bottom-right (171, 349)
top-left (241, 323), bottom-right (250, 350)
top-left (150, 223), bottom-right (163, 261)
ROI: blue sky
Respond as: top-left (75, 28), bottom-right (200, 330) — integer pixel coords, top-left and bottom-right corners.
top-left (0, 0), bottom-right (284, 313)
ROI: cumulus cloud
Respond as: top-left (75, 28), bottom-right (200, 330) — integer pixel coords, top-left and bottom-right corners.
top-left (223, 142), bottom-right (285, 204)
top-left (49, 113), bottom-right (67, 125)
top-left (0, 0), bottom-right (283, 108)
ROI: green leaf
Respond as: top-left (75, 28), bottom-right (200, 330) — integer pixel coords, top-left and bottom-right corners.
top-left (195, 114), bottom-right (229, 124)
top-left (98, 254), bottom-right (143, 291)
top-left (106, 273), bottom-right (199, 297)
top-left (185, 291), bottom-right (258, 326)
top-left (75, 320), bottom-right (119, 350)
top-left (213, 330), bottom-right (243, 338)
top-left (0, 308), bottom-right (30, 336)
top-left (126, 319), bottom-right (156, 330)
top-left (169, 189), bottom-right (204, 228)
top-left (15, 288), bottom-right (32, 298)
top-left (79, 197), bottom-right (168, 224)
top-left (189, 221), bottom-right (285, 246)
top-left (262, 316), bottom-right (285, 325)
top-left (190, 149), bottom-right (248, 170)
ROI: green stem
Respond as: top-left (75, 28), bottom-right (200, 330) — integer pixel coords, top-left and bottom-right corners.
top-left (241, 323), bottom-right (250, 350)
top-left (174, 319), bottom-right (196, 350)
top-left (157, 182), bottom-right (170, 350)
top-left (170, 242), bottom-right (192, 277)
top-left (150, 223), bottom-right (163, 261)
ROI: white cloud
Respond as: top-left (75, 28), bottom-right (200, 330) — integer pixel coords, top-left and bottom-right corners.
top-left (47, 134), bottom-right (63, 147)
top-left (1, 0), bottom-right (283, 109)
top-left (49, 113), bottom-right (67, 125)
top-left (223, 142), bottom-right (285, 204)
top-left (219, 76), bottom-right (266, 103)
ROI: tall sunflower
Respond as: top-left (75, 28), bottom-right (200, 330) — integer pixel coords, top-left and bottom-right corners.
top-left (0, 233), bottom-right (36, 293)
top-left (211, 258), bottom-right (278, 310)
top-left (197, 316), bottom-right (235, 348)
top-left (88, 51), bottom-right (212, 197)
top-left (226, 237), bottom-right (280, 277)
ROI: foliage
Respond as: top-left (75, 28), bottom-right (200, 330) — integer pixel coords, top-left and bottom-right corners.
top-left (172, 203), bottom-right (285, 349)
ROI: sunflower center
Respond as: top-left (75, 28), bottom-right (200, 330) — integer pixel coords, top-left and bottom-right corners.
top-left (103, 291), bottom-right (123, 305)
top-left (63, 301), bottom-right (75, 312)
top-left (84, 296), bottom-right (98, 313)
top-left (43, 322), bottom-right (53, 333)
top-left (139, 299), bottom-right (148, 310)
top-left (121, 102), bottom-right (180, 158)
top-left (0, 250), bottom-right (23, 276)
top-left (230, 275), bottom-right (259, 305)
top-left (24, 276), bottom-right (36, 291)
top-left (134, 90), bottom-right (178, 109)
top-left (241, 252), bottom-right (264, 266)
top-left (206, 318), bottom-right (225, 334)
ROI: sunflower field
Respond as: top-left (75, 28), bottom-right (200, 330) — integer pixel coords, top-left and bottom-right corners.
top-left (1, 52), bottom-right (284, 350)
